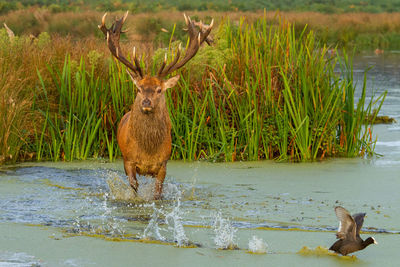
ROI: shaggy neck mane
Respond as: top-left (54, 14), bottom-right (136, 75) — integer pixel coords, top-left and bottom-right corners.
top-left (130, 102), bottom-right (168, 154)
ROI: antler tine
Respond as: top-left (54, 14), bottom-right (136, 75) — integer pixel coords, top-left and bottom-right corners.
top-left (98, 13), bottom-right (108, 36)
top-left (132, 47), bottom-right (143, 77)
top-left (158, 15), bottom-right (213, 78)
top-left (192, 19), bottom-right (214, 45)
top-left (132, 46), bottom-right (136, 61)
top-left (157, 53), bottom-right (168, 76)
top-left (3, 23), bottom-right (15, 40)
top-left (113, 11), bottom-right (129, 34)
top-left (159, 44), bottom-right (182, 76)
top-left (184, 13), bottom-right (189, 25)
top-left (199, 19), bottom-right (213, 43)
top-left (98, 12), bottom-right (143, 78)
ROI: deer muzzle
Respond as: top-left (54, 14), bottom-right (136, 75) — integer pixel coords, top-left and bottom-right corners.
top-left (141, 98), bottom-right (153, 114)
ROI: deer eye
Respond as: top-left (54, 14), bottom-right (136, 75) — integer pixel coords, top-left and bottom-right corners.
top-left (137, 88), bottom-right (142, 93)
top-left (157, 88), bottom-right (162, 94)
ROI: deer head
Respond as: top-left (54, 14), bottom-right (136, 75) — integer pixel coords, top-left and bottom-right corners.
top-left (98, 12), bottom-right (213, 114)
top-left (131, 75), bottom-right (180, 114)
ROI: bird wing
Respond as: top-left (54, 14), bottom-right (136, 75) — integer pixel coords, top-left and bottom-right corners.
top-left (352, 212), bottom-right (366, 237)
top-left (335, 206), bottom-right (357, 241)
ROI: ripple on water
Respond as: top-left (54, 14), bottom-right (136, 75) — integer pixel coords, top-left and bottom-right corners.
top-left (376, 141), bottom-right (400, 147)
top-left (388, 124), bottom-right (400, 131)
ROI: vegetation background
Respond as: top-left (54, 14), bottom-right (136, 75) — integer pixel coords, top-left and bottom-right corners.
top-left (0, 0), bottom-right (393, 164)
top-left (1, 0), bottom-right (400, 13)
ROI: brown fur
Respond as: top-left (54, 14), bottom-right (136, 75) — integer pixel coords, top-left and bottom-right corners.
top-left (131, 109), bottom-right (169, 154)
top-left (117, 76), bottom-right (177, 200)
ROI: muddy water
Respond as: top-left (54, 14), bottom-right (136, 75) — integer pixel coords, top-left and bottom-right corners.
top-left (1, 54), bottom-right (400, 266)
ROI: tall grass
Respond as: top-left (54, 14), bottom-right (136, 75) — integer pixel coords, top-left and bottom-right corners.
top-left (0, 28), bottom-right (111, 163)
top-left (0, 29), bottom-right (42, 163)
top-left (0, 15), bottom-right (385, 164)
top-left (160, 15), bottom-right (386, 161)
top-left (34, 56), bottom-right (135, 161)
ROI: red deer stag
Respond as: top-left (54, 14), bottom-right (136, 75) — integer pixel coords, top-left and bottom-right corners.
top-left (99, 12), bottom-right (213, 200)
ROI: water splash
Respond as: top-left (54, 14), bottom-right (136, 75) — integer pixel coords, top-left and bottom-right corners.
top-left (212, 212), bottom-right (238, 249)
top-left (103, 170), bottom-right (190, 244)
top-left (98, 190), bottom-right (126, 237)
top-left (159, 182), bottom-right (180, 200)
top-left (107, 174), bottom-right (137, 201)
top-left (187, 162), bottom-right (200, 200)
top-left (142, 203), bottom-right (165, 241)
top-left (71, 188), bottom-right (126, 237)
top-left (105, 170), bottom-right (180, 201)
top-left (248, 235), bottom-right (268, 254)
top-left (141, 192), bottom-right (190, 247)
top-left (165, 194), bottom-right (189, 247)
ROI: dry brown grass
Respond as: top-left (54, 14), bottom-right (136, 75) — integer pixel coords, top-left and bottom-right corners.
top-left (2, 9), bottom-right (400, 48)
top-left (0, 39), bottom-right (41, 162)
top-left (0, 31), bottom-right (111, 162)
top-left (276, 11), bottom-right (400, 33)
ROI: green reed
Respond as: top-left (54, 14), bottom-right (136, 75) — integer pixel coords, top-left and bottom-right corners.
top-left (159, 15), bottom-right (385, 162)
top-left (1, 16), bottom-right (385, 163)
top-left (35, 56), bottom-right (134, 161)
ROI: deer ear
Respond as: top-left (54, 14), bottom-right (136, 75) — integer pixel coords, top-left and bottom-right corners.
top-left (164, 75), bottom-right (180, 90)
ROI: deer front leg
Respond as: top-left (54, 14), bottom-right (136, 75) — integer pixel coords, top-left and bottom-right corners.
top-left (124, 161), bottom-right (138, 193)
top-left (154, 163), bottom-right (167, 200)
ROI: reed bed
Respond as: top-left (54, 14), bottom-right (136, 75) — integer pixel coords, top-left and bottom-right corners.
top-left (162, 16), bottom-right (385, 161)
top-left (0, 15), bottom-right (385, 163)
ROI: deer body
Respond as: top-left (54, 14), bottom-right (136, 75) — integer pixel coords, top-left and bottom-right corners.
top-left (117, 77), bottom-right (174, 199)
top-left (99, 12), bottom-right (212, 199)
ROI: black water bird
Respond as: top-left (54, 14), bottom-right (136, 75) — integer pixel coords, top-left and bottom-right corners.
top-left (329, 206), bottom-right (377, 256)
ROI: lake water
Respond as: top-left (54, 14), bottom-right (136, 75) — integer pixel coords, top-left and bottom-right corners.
top-left (352, 52), bottom-right (400, 119)
top-left (0, 53), bottom-right (399, 266)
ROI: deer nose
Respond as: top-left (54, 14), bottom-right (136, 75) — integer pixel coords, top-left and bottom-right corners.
top-left (142, 98), bottom-right (151, 107)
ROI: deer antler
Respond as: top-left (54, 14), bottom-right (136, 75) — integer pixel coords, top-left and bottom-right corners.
top-left (192, 21), bottom-right (214, 46)
top-left (3, 23), bottom-right (15, 40)
top-left (98, 11), bottom-right (143, 78)
top-left (157, 14), bottom-right (214, 78)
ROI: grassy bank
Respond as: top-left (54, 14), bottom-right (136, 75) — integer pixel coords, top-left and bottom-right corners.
top-left (2, 10), bottom-right (400, 51)
top-left (0, 15), bottom-right (385, 164)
